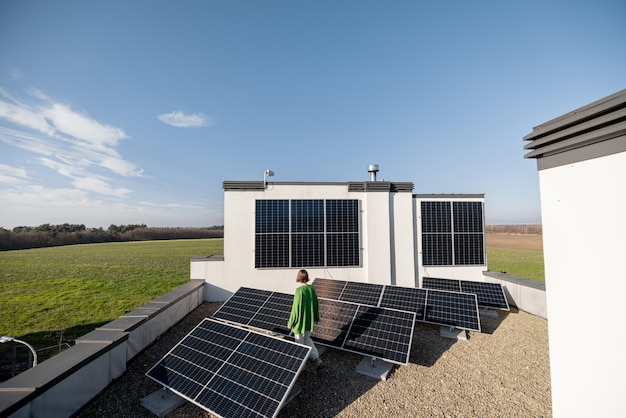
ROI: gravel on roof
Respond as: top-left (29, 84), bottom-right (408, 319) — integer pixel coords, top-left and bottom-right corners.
top-left (75, 302), bottom-right (552, 418)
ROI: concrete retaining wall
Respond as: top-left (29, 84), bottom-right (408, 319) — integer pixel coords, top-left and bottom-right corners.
top-left (0, 280), bottom-right (204, 418)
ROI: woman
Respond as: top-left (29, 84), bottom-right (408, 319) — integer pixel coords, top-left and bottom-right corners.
top-left (288, 269), bottom-right (324, 369)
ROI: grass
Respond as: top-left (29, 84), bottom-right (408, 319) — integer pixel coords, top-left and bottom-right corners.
top-left (0, 237), bottom-right (542, 347)
top-left (0, 239), bottom-right (223, 344)
top-left (487, 247), bottom-right (545, 283)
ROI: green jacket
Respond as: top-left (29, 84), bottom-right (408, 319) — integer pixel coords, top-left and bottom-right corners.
top-left (288, 284), bottom-right (320, 335)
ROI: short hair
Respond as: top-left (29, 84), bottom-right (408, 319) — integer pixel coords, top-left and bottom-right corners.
top-left (296, 269), bottom-right (309, 283)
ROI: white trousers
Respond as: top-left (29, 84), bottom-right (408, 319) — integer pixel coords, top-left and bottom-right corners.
top-left (295, 331), bottom-right (319, 361)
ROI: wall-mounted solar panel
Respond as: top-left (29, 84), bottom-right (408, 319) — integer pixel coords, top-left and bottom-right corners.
top-left (423, 277), bottom-right (509, 311)
top-left (146, 318), bottom-right (310, 418)
top-left (424, 289), bottom-right (481, 332)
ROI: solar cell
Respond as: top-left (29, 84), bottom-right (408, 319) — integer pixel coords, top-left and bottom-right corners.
top-left (424, 289), bottom-right (481, 331)
top-left (146, 319), bottom-right (310, 418)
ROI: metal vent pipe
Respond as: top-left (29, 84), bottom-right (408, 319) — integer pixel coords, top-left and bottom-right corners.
top-left (367, 164), bottom-right (379, 181)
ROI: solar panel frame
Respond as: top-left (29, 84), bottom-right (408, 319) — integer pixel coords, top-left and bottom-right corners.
top-left (146, 318), bottom-right (311, 418)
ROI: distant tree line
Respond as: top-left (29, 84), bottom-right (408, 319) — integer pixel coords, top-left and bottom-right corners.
top-left (0, 223), bottom-right (224, 251)
top-left (485, 224), bottom-right (542, 235)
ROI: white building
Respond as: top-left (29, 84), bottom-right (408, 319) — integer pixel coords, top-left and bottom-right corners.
top-left (524, 88), bottom-right (626, 418)
top-left (192, 165), bottom-right (487, 301)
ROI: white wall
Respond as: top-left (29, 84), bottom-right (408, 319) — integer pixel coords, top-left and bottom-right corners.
top-left (195, 183), bottom-right (486, 301)
top-left (539, 151), bottom-right (626, 417)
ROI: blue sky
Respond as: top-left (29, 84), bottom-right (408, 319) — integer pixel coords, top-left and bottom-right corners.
top-left (1, 1), bottom-right (624, 228)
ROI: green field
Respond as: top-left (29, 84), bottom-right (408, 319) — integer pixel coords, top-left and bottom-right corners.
top-left (0, 238), bottom-right (542, 346)
top-left (0, 239), bottom-right (223, 344)
top-left (487, 247), bottom-right (545, 283)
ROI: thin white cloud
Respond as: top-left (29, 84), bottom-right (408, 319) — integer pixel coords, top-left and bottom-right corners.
top-left (71, 176), bottom-right (132, 197)
top-left (157, 110), bottom-right (212, 128)
top-left (0, 86), bottom-right (143, 199)
top-left (43, 103), bottom-right (127, 146)
top-left (0, 163), bottom-right (29, 185)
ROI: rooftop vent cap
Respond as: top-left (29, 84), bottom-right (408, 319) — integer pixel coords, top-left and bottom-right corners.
top-left (367, 164), bottom-right (379, 181)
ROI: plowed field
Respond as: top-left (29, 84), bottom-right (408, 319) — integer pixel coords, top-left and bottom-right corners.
top-left (486, 233), bottom-right (543, 250)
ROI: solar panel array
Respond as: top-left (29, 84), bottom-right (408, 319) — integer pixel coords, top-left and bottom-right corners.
top-left (212, 287), bottom-right (416, 365)
top-left (422, 276), bottom-right (510, 311)
top-left (146, 318), bottom-right (310, 418)
top-left (312, 278), bottom-right (481, 332)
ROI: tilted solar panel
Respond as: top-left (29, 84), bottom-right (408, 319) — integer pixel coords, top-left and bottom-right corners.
top-left (460, 281), bottom-right (510, 311)
top-left (341, 281), bottom-right (384, 306)
top-left (342, 305), bottom-right (415, 365)
top-left (311, 298), bottom-right (358, 349)
top-left (423, 276), bottom-right (509, 311)
top-left (424, 289), bottom-right (481, 331)
top-left (314, 278), bottom-right (480, 332)
top-left (311, 277), bottom-right (346, 300)
top-left (212, 287), bottom-right (415, 365)
top-left (379, 286), bottom-right (427, 322)
top-left (146, 318), bottom-right (310, 418)
top-left (212, 287), bottom-right (273, 325)
top-left (422, 276), bottom-right (461, 292)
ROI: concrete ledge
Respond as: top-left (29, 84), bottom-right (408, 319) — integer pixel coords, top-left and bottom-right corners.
top-left (0, 279), bottom-right (205, 418)
top-left (483, 271), bottom-right (547, 319)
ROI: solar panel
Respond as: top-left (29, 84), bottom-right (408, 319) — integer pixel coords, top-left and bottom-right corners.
top-left (424, 289), bottom-right (481, 331)
top-left (379, 286), bottom-right (426, 321)
top-left (212, 287), bottom-right (415, 365)
top-left (146, 318), bottom-right (310, 418)
top-left (311, 277), bottom-right (346, 300)
top-left (422, 276), bottom-right (461, 292)
top-left (342, 305), bottom-right (415, 365)
top-left (460, 281), bottom-right (510, 311)
top-left (212, 287), bottom-right (273, 325)
top-left (423, 277), bottom-right (509, 311)
top-left (313, 278), bottom-right (480, 332)
top-left (213, 288), bottom-right (293, 336)
top-left (311, 298), bottom-right (358, 349)
top-left (341, 281), bottom-right (384, 306)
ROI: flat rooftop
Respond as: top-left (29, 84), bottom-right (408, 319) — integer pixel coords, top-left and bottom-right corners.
top-left (76, 302), bottom-right (551, 417)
